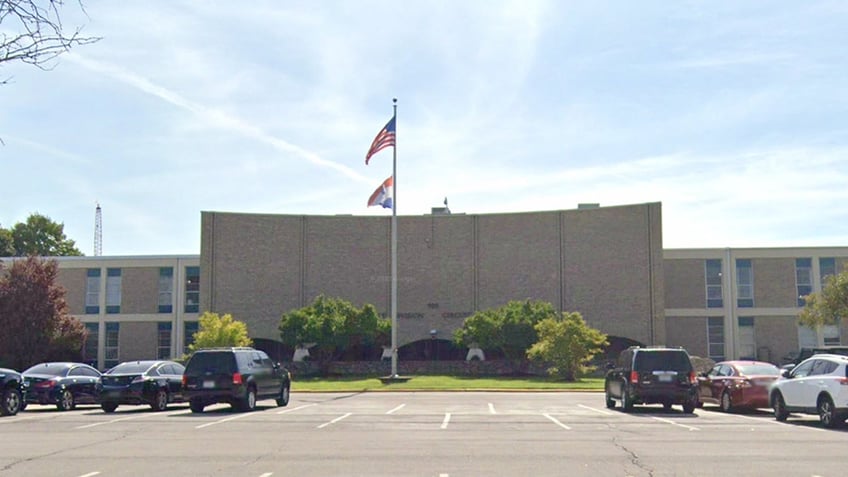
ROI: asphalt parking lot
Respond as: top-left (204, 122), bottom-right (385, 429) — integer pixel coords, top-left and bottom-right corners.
top-left (1, 391), bottom-right (846, 477)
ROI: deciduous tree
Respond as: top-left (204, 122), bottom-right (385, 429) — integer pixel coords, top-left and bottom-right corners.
top-left (3, 213), bottom-right (82, 256)
top-left (527, 311), bottom-right (608, 381)
top-left (0, 256), bottom-right (86, 369)
top-left (799, 268), bottom-right (848, 330)
top-left (188, 312), bottom-right (253, 352)
top-left (453, 300), bottom-right (558, 362)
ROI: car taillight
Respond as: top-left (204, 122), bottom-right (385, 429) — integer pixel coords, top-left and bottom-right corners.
top-left (181, 375), bottom-right (187, 387)
top-left (630, 371), bottom-right (639, 384)
top-left (232, 372), bottom-right (243, 385)
top-left (838, 378), bottom-right (848, 386)
top-left (689, 371), bottom-right (697, 384)
top-left (35, 379), bottom-right (57, 389)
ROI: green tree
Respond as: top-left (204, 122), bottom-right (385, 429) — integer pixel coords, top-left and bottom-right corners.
top-left (188, 312), bottom-right (253, 353)
top-left (453, 300), bottom-right (557, 362)
top-left (0, 256), bottom-right (86, 369)
top-left (799, 268), bottom-right (848, 330)
top-left (279, 295), bottom-right (388, 373)
top-left (527, 311), bottom-right (608, 381)
top-left (0, 226), bottom-right (13, 256)
top-left (7, 213), bottom-right (83, 256)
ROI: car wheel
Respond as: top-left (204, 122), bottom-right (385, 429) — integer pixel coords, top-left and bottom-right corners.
top-left (238, 387), bottom-right (256, 412)
top-left (818, 396), bottom-right (841, 428)
top-left (720, 390), bottom-right (733, 413)
top-left (622, 389), bottom-right (633, 412)
top-left (189, 399), bottom-right (205, 413)
top-left (276, 383), bottom-right (290, 407)
top-left (605, 387), bottom-right (616, 409)
top-left (57, 389), bottom-right (75, 411)
top-left (101, 402), bottom-right (118, 413)
top-left (773, 392), bottom-right (789, 422)
top-left (1, 388), bottom-right (22, 416)
top-left (150, 389), bottom-right (168, 412)
top-left (682, 398), bottom-right (696, 414)
top-left (663, 402), bottom-right (672, 411)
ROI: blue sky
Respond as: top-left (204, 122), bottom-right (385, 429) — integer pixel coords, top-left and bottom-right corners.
top-left (2, 1), bottom-right (847, 256)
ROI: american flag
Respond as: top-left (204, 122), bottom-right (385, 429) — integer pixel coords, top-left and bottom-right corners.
top-left (365, 116), bottom-right (396, 164)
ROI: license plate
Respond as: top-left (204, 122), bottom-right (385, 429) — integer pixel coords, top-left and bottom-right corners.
top-left (658, 374), bottom-right (673, 382)
top-left (203, 380), bottom-right (215, 388)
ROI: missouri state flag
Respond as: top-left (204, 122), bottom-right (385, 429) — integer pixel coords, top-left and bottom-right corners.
top-left (367, 176), bottom-right (393, 209)
top-left (365, 116), bottom-right (396, 164)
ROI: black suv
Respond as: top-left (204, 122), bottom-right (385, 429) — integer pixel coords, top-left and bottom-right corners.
top-left (604, 346), bottom-right (698, 413)
top-left (182, 347), bottom-right (291, 413)
top-left (1, 368), bottom-right (24, 416)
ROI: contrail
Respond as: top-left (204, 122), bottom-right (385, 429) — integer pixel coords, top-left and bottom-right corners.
top-left (65, 53), bottom-right (370, 183)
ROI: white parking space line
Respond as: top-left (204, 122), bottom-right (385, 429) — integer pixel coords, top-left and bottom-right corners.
top-left (488, 403), bottom-right (496, 414)
top-left (258, 473), bottom-right (273, 477)
top-left (441, 413), bottom-right (451, 429)
top-left (439, 474), bottom-right (449, 477)
top-left (543, 414), bottom-right (571, 430)
top-left (276, 403), bottom-right (315, 415)
top-left (386, 404), bottom-right (406, 414)
top-left (76, 412), bottom-right (163, 429)
top-left (578, 404), bottom-right (613, 415)
top-left (317, 413), bottom-right (352, 429)
top-left (78, 472), bottom-right (100, 477)
top-left (196, 412), bottom-right (253, 429)
top-left (651, 416), bottom-right (699, 431)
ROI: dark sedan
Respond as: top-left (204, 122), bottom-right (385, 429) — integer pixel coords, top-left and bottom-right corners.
top-left (98, 360), bottom-right (186, 412)
top-left (1, 368), bottom-right (25, 416)
top-left (22, 362), bottom-right (102, 411)
top-left (697, 360), bottom-right (780, 412)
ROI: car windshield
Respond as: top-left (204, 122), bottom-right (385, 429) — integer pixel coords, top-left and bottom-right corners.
top-left (23, 363), bottom-right (69, 376)
top-left (736, 364), bottom-right (779, 376)
top-left (634, 351), bottom-right (691, 372)
top-left (185, 352), bottom-right (236, 374)
top-left (106, 362), bottom-right (153, 374)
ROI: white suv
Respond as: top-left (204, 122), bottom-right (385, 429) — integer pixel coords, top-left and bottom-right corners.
top-left (770, 353), bottom-right (848, 428)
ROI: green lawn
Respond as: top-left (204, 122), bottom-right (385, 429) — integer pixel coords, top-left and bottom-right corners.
top-left (292, 375), bottom-right (604, 392)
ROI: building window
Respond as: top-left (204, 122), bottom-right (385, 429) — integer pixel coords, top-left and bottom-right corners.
top-left (796, 258), bottom-right (813, 307)
top-left (83, 323), bottom-right (98, 368)
top-left (104, 322), bottom-right (120, 369)
top-left (157, 322), bottom-right (172, 359)
top-left (105, 268), bottom-right (121, 314)
top-left (705, 259), bottom-right (723, 308)
top-left (158, 267), bottom-right (173, 313)
top-left (824, 325), bottom-right (841, 346)
top-left (185, 266), bottom-right (200, 313)
top-left (736, 259), bottom-right (754, 308)
top-left (820, 257), bottom-right (836, 285)
top-left (85, 269), bottom-right (100, 314)
top-left (738, 316), bottom-right (755, 359)
top-left (184, 321), bottom-right (198, 351)
top-left (708, 317), bottom-right (725, 361)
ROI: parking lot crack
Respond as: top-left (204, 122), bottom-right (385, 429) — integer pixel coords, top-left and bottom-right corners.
top-left (0, 434), bottom-right (132, 473)
top-left (612, 436), bottom-right (654, 477)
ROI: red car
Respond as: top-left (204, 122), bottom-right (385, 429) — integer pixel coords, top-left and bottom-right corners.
top-left (697, 360), bottom-right (780, 412)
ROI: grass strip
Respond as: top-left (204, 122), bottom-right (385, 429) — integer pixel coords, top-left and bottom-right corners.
top-left (292, 375), bottom-right (604, 392)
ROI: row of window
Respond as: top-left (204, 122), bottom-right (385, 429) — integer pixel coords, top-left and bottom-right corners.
top-left (83, 321), bottom-right (199, 369)
top-left (705, 316), bottom-right (840, 361)
top-left (704, 257), bottom-right (837, 309)
top-left (85, 266), bottom-right (200, 314)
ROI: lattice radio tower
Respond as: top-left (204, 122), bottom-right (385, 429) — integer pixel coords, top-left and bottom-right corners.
top-left (94, 202), bottom-right (103, 256)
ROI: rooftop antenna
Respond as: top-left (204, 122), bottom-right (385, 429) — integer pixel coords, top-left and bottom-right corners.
top-left (94, 202), bottom-right (102, 256)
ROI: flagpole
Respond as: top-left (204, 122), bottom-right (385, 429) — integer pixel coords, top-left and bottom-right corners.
top-left (390, 97), bottom-right (399, 378)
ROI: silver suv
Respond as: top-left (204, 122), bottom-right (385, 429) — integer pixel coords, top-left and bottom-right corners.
top-left (770, 353), bottom-right (848, 428)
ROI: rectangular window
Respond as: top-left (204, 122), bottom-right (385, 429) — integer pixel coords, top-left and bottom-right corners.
top-left (820, 257), bottom-right (836, 285)
top-left (85, 269), bottom-right (100, 314)
top-left (104, 322), bottom-right (120, 369)
top-left (705, 259), bottom-right (723, 308)
top-left (158, 267), bottom-right (174, 313)
top-left (798, 325), bottom-right (817, 348)
top-left (824, 325), bottom-right (841, 346)
top-left (736, 259), bottom-right (754, 308)
top-left (738, 316), bottom-right (755, 359)
top-left (185, 266), bottom-right (200, 313)
top-left (83, 323), bottom-right (98, 368)
top-left (157, 322), bottom-right (172, 359)
top-left (708, 317), bottom-right (725, 361)
top-left (105, 268), bottom-right (121, 314)
top-left (184, 321), bottom-right (198, 351)
top-left (796, 258), bottom-right (813, 307)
